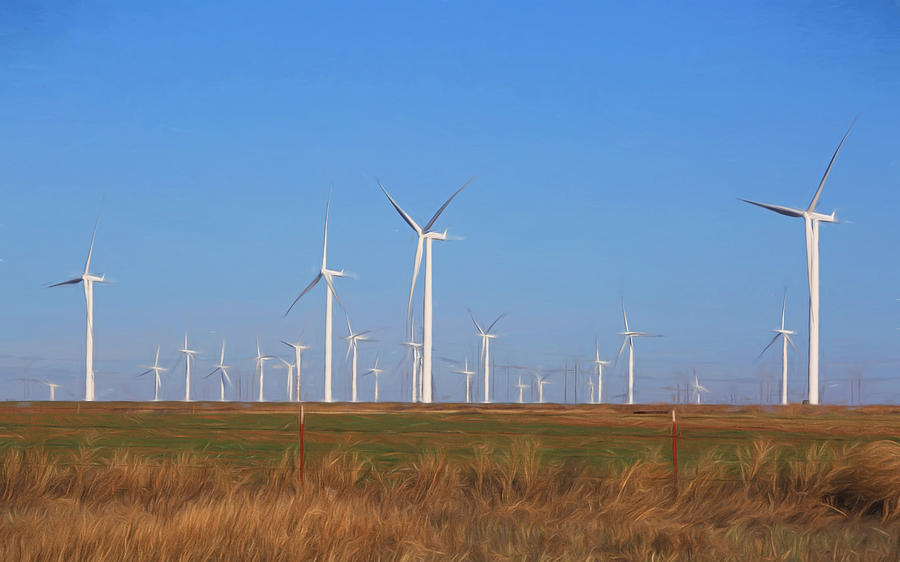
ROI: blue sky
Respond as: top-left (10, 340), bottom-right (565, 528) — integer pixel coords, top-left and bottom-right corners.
top-left (1, 1), bottom-right (898, 403)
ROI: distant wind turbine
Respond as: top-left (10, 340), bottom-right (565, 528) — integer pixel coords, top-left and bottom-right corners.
top-left (285, 193), bottom-right (349, 403)
top-left (363, 354), bottom-right (384, 402)
top-left (534, 374), bottom-right (551, 404)
top-left (401, 318), bottom-right (423, 402)
top-left (451, 357), bottom-right (476, 403)
top-left (138, 345), bottom-right (167, 401)
top-left (759, 295), bottom-right (798, 405)
top-left (42, 381), bottom-right (62, 401)
top-left (515, 376), bottom-right (529, 404)
top-left (469, 310), bottom-right (505, 403)
top-left (617, 300), bottom-right (662, 405)
top-left (380, 178), bottom-right (474, 404)
top-left (255, 339), bottom-right (275, 402)
top-left (344, 316), bottom-right (372, 403)
top-left (589, 338), bottom-right (612, 404)
top-left (275, 358), bottom-right (296, 402)
top-left (690, 372), bottom-right (710, 404)
top-left (179, 332), bottom-right (199, 402)
top-left (586, 379), bottom-right (596, 404)
top-left (206, 339), bottom-right (231, 402)
top-left (741, 122), bottom-right (855, 405)
top-left (281, 335), bottom-right (310, 402)
top-left (48, 216), bottom-right (109, 401)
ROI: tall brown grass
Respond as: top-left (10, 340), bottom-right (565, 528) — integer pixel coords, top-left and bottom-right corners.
top-left (1, 439), bottom-right (899, 560)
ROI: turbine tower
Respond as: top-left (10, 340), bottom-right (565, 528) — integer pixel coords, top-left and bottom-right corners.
top-left (617, 300), bottom-right (662, 405)
top-left (451, 357), bottom-right (475, 403)
top-left (285, 194), bottom-right (348, 402)
top-left (759, 295), bottom-right (798, 405)
top-left (206, 339), bottom-right (231, 402)
top-left (255, 338), bottom-right (274, 402)
top-left (379, 178), bottom-right (474, 404)
top-left (741, 122), bottom-right (854, 405)
top-left (469, 310), bottom-right (505, 403)
top-left (534, 374), bottom-right (551, 404)
top-left (139, 345), bottom-right (167, 401)
top-left (275, 358), bottom-right (296, 402)
top-left (281, 335), bottom-right (310, 402)
top-left (344, 316), bottom-right (372, 403)
top-left (179, 332), bottom-right (199, 402)
top-left (48, 217), bottom-right (108, 401)
top-left (364, 354), bottom-right (384, 402)
top-left (589, 338), bottom-right (612, 404)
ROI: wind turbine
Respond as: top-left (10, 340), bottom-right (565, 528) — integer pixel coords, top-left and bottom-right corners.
top-left (281, 336), bottom-right (310, 402)
top-left (285, 194), bottom-right (349, 403)
top-left (42, 381), bottom-right (62, 401)
top-left (379, 178), bottom-right (475, 404)
top-left (759, 295), bottom-right (798, 405)
top-left (206, 339), bottom-right (231, 402)
top-left (589, 338), bottom-right (612, 404)
top-left (741, 122), bottom-right (854, 405)
top-left (617, 300), bottom-right (662, 405)
top-left (138, 345), bottom-right (167, 401)
top-left (402, 336), bottom-right (423, 402)
top-left (534, 373), bottom-right (551, 404)
top-left (690, 372), bottom-right (710, 404)
top-left (515, 376), bottom-right (529, 404)
top-left (469, 310), bottom-right (506, 403)
top-left (255, 339), bottom-right (275, 402)
top-left (363, 354), bottom-right (384, 402)
top-left (586, 379), bottom-right (596, 404)
top-left (451, 357), bottom-right (475, 403)
top-left (274, 358), bottom-right (296, 402)
top-left (179, 332), bottom-right (199, 402)
top-left (48, 217), bottom-right (108, 401)
top-left (344, 316), bottom-right (373, 403)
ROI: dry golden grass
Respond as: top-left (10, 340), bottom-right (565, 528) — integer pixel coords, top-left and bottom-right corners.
top-left (1, 438), bottom-right (899, 561)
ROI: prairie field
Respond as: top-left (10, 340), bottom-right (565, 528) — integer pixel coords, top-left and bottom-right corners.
top-left (1, 402), bottom-right (899, 560)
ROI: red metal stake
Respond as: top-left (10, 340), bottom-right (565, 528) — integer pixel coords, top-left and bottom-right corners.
top-left (671, 409), bottom-right (678, 496)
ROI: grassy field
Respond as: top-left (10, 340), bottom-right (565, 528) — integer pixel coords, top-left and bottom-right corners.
top-left (1, 402), bottom-right (899, 560)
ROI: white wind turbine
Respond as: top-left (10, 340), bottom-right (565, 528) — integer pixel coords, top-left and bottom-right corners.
top-left (742, 122), bottom-right (854, 405)
top-left (363, 354), bottom-right (384, 402)
top-left (281, 335), bottom-right (310, 402)
top-left (617, 300), bottom-right (662, 405)
top-left (206, 339), bottom-right (231, 402)
top-left (42, 381), bottom-right (62, 401)
top-left (255, 338), bottom-right (275, 402)
top-left (285, 194), bottom-right (349, 403)
top-left (515, 376), bottom-right (529, 404)
top-left (179, 332), bottom-right (199, 402)
top-left (48, 217), bottom-right (109, 401)
top-left (380, 178), bottom-right (474, 404)
top-left (274, 358), bottom-right (296, 402)
top-left (138, 345), bottom-right (167, 401)
top-left (586, 379), bottom-right (596, 404)
top-left (344, 316), bottom-right (373, 403)
top-left (451, 357), bottom-right (475, 403)
top-left (759, 295), bottom-right (798, 406)
top-left (469, 310), bottom-right (506, 403)
top-left (534, 374), bottom-right (551, 404)
top-left (402, 336), bottom-right (423, 402)
top-left (690, 372), bottom-right (710, 404)
top-left (589, 338), bottom-right (612, 404)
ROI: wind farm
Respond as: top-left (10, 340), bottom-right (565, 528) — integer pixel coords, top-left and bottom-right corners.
top-left (2, 3), bottom-right (899, 559)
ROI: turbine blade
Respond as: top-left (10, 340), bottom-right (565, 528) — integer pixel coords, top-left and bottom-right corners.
top-left (486, 312), bottom-right (506, 334)
top-left (467, 308), bottom-right (484, 335)
top-left (84, 215), bottom-right (99, 275)
top-left (781, 294), bottom-right (787, 330)
top-left (323, 273), bottom-right (344, 310)
top-left (322, 192), bottom-right (331, 270)
top-left (616, 337), bottom-right (628, 363)
top-left (285, 273), bottom-right (323, 317)
top-left (404, 236), bottom-right (424, 330)
top-left (47, 277), bottom-right (83, 288)
top-left (758, 333), bottom-right (781, 359)
top-left (808, 119), bottom-right (856, 212)
top-left (785, 333), bottom-right (799, 353)
top-left (622, 299), bottom-right (629, 332)
top-left (741, 199), bottom-right (804, 218)
top-left (423, 176), bottom-right (475, 232)
top-left (379, 181), bottom-right (422, 234)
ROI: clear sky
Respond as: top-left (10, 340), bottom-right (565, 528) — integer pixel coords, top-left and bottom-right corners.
top-left (1, 1), bottom-right (898, 404)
